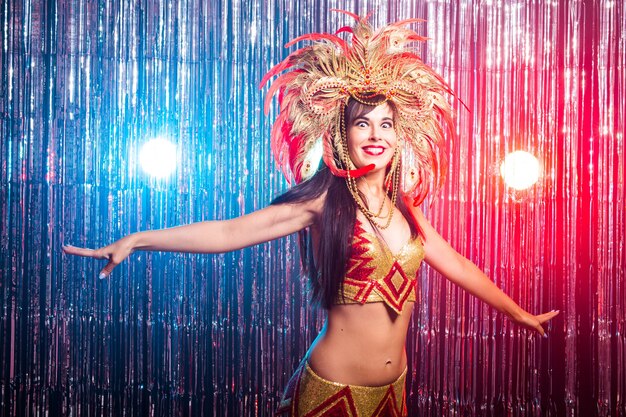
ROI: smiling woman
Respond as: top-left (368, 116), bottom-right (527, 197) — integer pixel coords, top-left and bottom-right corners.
top-left (62, 11), bottom-right (559, 417)
top-left (346, 102), bottom-right (398, 172)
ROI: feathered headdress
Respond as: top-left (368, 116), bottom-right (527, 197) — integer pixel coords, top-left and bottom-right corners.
top-left (260, 10), bottom-right (454, 206)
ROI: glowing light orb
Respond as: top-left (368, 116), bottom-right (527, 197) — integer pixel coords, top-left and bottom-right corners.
top-left (139, 137), bottom-right (177, 178)
top-left (500, 151), bottom-right (540, 190)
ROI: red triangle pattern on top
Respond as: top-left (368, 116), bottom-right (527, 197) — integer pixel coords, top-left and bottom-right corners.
top-left (343, 221), bottom-right (416, 312)
top-left (345, 221), bottom-right (376, 281)
top-left (376, 261), bottom-right (415, 313)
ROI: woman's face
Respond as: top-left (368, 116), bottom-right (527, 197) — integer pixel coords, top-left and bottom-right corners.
top-left (346, 103), bottom-right (397, 172)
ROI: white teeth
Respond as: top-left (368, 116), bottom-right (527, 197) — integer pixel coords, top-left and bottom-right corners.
top-left (363, 147), bottom-right (385, 155)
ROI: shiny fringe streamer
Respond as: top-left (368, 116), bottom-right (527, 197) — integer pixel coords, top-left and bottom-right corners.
top-left (0, 0), bottom-right (624, 416)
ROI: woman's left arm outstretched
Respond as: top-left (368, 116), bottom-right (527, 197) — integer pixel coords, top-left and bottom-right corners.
top-left (410, 205), bottom-right (559, 336)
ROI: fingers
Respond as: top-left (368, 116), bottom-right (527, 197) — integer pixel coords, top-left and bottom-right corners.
top-left (516, 309), bottom-right (560, 337)
top-left (535, 323), bottom-right (546, 337)
top-left (63, 243), bottom-right (118, 279)
top-left (62, 245), bottom-right (91, 257)
top-left (99, 260), bottom-right (118, 279)
top-left (533, 310), bottom-right (560, 338)
top-left (62, 244), bottom-right (109, 260)
top-left (536, 310), bottom-right (560, 323)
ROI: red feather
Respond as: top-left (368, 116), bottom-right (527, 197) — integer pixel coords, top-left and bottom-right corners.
top-left (270, 113), bottom-right (288, 164)
top-left (279, 89), bottom-right (300, 111)
top-left (405, 34), bottom-right (430, 43)
top-left (390, 18), bottom-right (426, 27)
top-left (259, 57), bottom-right (290, 90)
top-left (264, 70), bottom-right (303, 114)
top-left (335, 26), bottom-right (353, 36)
top-left (285, 33), bottom-right (349, 55)
top-left (330, 9), bottom-right (360, 21)
top-left (287, 133), bottom-right (304, 183)
top-left (259, 47), bottom-right (310, 91)
top-left (277, 86), bottom-right (286, 107)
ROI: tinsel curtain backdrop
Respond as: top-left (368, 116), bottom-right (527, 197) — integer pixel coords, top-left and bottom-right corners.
top-left (0, 0), bottom-right (624, 416)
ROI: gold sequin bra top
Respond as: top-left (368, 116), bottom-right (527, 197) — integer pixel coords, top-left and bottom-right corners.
top-left (336, 218), bottom-right (425, 314)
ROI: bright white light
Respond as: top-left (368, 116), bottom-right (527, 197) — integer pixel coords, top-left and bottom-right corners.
top-left (500, 151), bottom-right (540, 190)
top-left (139, 137), bottom-right (177, 178)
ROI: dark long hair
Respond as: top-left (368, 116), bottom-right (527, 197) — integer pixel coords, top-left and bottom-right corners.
top-left (271, 98), bottom-right (419, 309)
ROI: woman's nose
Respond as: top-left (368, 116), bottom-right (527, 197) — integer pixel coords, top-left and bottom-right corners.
top-left (369, 127), bottom-right (383, 141)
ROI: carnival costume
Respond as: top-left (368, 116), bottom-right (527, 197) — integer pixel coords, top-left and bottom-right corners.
top-left (261, 9), bottom-right (453, 417)
top-left (337, 219), bottom-right (425, 314)
top-left (275, 218), bottom-right (425, 417)
top-left (276, 360), bottom-right (407, 417)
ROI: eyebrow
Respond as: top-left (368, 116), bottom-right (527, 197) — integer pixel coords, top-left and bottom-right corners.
top-left (353, 116), bottom-right (394, 123)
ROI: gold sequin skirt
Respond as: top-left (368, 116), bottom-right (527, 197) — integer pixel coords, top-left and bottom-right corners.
top-left (275, 360), bottom-right (407, 417)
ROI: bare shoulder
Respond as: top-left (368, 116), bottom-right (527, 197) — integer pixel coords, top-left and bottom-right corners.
top-left (227, 191), bottom-right (327, 242)
top-left (267, 191), bottom-right (326, 226)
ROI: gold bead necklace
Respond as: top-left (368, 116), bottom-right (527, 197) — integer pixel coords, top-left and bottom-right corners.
top-left (338, 105), bottom-right (401, 229)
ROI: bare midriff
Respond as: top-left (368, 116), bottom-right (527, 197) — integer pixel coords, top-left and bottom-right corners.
top-left (306, 301), bottom-right (414, 386)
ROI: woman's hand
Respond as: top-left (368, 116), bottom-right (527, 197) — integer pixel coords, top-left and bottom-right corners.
top-left (62, 235), bottom-right (136, 279)
top-left (513, 309), bottom-right (560, 337)
top-left (409, 204), bottom-right (561, 338)
top-left (62, 198), bottom-right (322, 279)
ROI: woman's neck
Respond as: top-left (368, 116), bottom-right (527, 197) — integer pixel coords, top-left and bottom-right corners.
top-left (356, 171), bottom-right (387, 198)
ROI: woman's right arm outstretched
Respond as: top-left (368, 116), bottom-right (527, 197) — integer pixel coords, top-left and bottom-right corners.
top-left (63, 197), bottom-right (323, 278)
